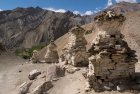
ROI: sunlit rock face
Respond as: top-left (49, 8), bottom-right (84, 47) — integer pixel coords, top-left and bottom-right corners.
top-left (61, 26), bottom-right (89, 67)
top-left (87, 11), bottom-right (138, 92)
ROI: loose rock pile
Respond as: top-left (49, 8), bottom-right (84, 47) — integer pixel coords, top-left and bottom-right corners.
top-left (18, 64), bottom-right (65, 94)
top-left (87, 11), bottom-right (138, 92)
top-left (61, 25), bottom-right (89, 67)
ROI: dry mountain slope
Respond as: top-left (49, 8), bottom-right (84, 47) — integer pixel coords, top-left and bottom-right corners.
top-left (121, 11), bottom-right (140, 59)
top-left (107, 1), bottom-right (140, 13)
top-left (0, 7), bottom-right (94, 49)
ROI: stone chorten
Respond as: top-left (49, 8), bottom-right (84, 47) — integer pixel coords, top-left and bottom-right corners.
top-left (31, 50), bottom-right (39, 63)
top-left (62, 25), bottom-right (89, 67)
top-left (44, 40), bottom-right (59, 63)
top-left (87, 11), bottom-right (138, 91)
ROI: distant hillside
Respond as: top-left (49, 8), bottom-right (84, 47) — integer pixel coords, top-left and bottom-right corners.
top-left (0, 7), bottom-right (94, 50)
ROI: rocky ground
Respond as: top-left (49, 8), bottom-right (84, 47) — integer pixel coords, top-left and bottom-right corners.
top-left (0, 52), bottom-right (140, 94)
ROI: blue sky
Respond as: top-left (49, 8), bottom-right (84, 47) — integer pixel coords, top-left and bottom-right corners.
top-left (0, 0), bottom-right (140, 15)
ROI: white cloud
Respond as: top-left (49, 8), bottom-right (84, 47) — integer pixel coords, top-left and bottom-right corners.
top-left (73, 10), bottom-right (81, 15)
top-left (107, 0), bottom-right (113, 7)
top-left (44, 7), bottom-right (66, 13)
top-left (44, 7), bottom-right (95, 16)
top-left (94, 8), bottom-right (101, 13)
top-left (73, 10), bottom-right (94, 16)
top-left (0, 9), bottom-right (2, 11)
top-left (116, 0), bottom-right (137, 3)
top-left (84, 11), bottom-right (93, 15)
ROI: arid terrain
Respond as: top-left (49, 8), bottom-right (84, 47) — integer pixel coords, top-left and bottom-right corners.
top-left (0, 2), bottom-right (140, 94)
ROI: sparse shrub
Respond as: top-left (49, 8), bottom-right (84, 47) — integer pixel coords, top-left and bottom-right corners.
top-left (15, 45), bottom-right (45, 59)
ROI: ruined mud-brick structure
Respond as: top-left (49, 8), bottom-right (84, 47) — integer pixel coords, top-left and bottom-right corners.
top-left (44, 40), bottom-right (59, 63)
top-left (31, 50), bottom-right (39, 63)
top-left (61, 25), bottom-right (89, 67)
top-left (87, 11), bottom-right (138, 91)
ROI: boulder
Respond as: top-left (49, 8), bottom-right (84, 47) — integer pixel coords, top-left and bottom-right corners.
top-left (28, 69), bottom-right (41, 80)
top-left (32, 81), bottom-right (53, 94)
top-left (46, 65), bottom-right (65, 81)
top-left (19, 81), bottom-right (32, 94)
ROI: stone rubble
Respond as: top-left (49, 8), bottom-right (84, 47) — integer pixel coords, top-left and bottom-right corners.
top-left (61, 25), bottom-right (89, 67)
top-left (87, 11), bottom-right (138, 92)
top-left (18, 64), bottom-right (65, 94)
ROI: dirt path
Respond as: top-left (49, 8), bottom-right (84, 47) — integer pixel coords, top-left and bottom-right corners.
top-left (0, 53), bottom-right (26, 94)
top-left (48, 70), bottom-right (87, 94)
top-left (0, 53), bottom-right (48, 94)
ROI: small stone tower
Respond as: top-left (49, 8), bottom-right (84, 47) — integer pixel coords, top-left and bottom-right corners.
top-left (44, 40), bottom-right (59, 63)
top-left (62, 25), bottom-right (89, 67)
top-left (87, 11), bottom-right (138, 91)
top-left (31, 50), bottom-right (39, 63)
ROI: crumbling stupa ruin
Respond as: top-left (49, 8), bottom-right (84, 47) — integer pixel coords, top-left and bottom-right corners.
top-left (86, 11), bottom-right (138, 92)
top-left (61, 25), bottom-right (89, 67)
top-left (44, 40), bottom-right (59, 63)
top-left (30, 50), bottom-right (39, 63)
top-left (30, 40), bottom-right (59, 63)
